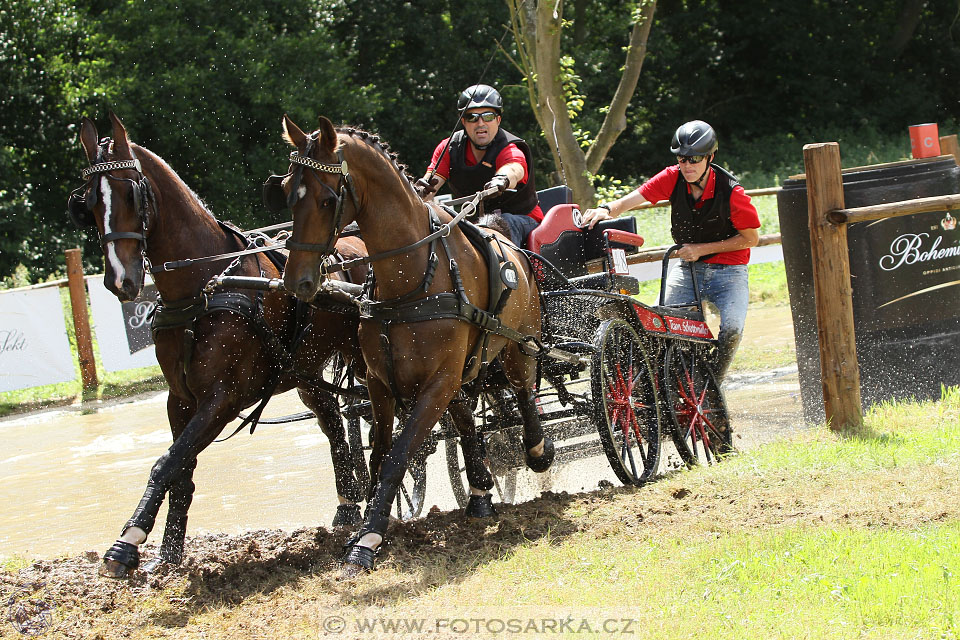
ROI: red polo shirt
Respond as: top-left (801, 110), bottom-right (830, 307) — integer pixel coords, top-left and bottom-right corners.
top-left (429, 139), bottom-right (544, 222)
top-left (638, 165), bottom-right (760, 264)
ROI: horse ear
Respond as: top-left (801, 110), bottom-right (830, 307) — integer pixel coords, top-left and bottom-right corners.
top-left (317, 116), bottom-right (338, 154)
top-left (109, 111), bottom-right (133, 156)
top-left (79, 117), bottom-right (99, 163)
top-left (282, 114), bottom-right (307, 149)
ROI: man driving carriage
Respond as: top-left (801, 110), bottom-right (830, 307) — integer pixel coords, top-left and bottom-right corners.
top-left (416, 84), bottom-right (544, 247)
top-left (580, 120), bottom-right (761, 382)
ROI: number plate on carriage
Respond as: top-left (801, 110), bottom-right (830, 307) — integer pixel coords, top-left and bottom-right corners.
top-left (662, 315), bottom-right (713, 338)
top-left (611, 248), bottom-right (629, 275)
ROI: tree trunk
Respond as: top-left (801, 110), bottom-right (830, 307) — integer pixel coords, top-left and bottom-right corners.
top-left (887, 0), bottom-right (927, 60)
top-left (507, 0), bottom-right (657, 208)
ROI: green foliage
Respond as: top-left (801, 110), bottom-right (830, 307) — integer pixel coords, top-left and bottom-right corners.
top-left (0, 1), bottom-right (100, 279)
top-left (2, 0), bottom-right (958, 281)
top-left (85, 0), bottom-right (376, 231)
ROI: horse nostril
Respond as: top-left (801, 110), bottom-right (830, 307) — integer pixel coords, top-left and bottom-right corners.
top-left (296, 279), bottom-right (315, 301)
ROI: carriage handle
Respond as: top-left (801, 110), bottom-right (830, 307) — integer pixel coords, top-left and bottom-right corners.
top-left (657, 244), bottom-right (703, 310)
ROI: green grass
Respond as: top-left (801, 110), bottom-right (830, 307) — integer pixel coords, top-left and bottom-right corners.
top-left (379, 387), bottom-right (960, 640)
top-left (466, 524), bottom-right (960, 639)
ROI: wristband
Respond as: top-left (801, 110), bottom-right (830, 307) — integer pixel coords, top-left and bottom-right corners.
top-left (597, 203), bottom-right (612, 214)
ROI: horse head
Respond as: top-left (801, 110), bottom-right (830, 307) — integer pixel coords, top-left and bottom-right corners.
top-left (74, 112), bottom-right (153, 302)
top-left (270, 115), bottom-right (349, 301)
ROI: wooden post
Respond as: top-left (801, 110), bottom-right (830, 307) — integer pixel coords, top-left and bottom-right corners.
top-left (802, 143), bottom-right (863, 430)
top-left (940, 134), bottom-right (960, 166)
top-left (65, 248), bottom-right (98, 392)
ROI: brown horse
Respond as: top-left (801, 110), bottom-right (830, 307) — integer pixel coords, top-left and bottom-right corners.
top-left (277, 115), bottom-right (554, 574)
top-left (71, 113), bottom-right (369, 578)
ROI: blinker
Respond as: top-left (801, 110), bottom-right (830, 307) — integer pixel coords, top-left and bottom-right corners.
top-left (262, 174), bottom-right (288, 213)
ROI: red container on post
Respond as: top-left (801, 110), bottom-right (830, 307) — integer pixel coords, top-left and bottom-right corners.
top-left (909, 123), bottom-right (941, 158)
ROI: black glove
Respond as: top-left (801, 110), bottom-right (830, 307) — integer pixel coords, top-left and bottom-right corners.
top-left (414, 176), bottom-right (440, 198)
top-left (483, 174), bottom-right (510, 195)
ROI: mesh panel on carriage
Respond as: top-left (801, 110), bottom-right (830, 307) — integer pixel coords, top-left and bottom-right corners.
top-left (524, 251), bottom-right (611, 343)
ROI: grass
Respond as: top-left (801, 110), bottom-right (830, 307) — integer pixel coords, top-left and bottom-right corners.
top-left (330, 387), bottom-right (960, 640)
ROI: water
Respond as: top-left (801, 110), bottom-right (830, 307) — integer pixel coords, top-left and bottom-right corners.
top-left (0, 307), bottom-right (804, 561)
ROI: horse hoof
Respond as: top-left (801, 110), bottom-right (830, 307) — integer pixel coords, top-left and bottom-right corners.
top-left (99, 540), bottom-right (139, 578)
top-left (337, 561), bottom-right (368, 581)
top-left (98, 559), bottom-right (132, 579)
top-left (525, 437), bottom-right (555, 473)
top-left (332, 504), bottom-right (363, 528)
top-left (465, 494), bottom-right (498, 519)
top-left (341, 543), bottom-right (377, 574)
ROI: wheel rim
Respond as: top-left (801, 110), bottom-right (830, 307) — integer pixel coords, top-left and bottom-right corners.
top-left (664, 343), bottom-right (731, 466)
top-left (395, 461), bottom-right (426, 520)
top-left (444, 429), bottom-right (519, 508)
top-left (593, 318), bottom-right (661, 485)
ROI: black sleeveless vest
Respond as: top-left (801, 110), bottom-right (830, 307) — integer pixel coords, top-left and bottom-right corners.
top-left (669, 163), bottom-right (740, 245)
top-left (447, 128), bottom-right (539, 216)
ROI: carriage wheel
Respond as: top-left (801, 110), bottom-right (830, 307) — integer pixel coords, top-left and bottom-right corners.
top-left (390, 415), bottom-right (434, 521)
top-left (663, 342), bottom-right (732, 467)
top-left (443, 407), bottom-right (520, 509)
top-left (591, 318), bottom-right (662, 485)
top-left (395, 459), bottom-right (427, 520)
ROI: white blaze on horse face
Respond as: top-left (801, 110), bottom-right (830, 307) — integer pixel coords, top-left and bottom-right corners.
top-left (298, 184), bottom-right (307, 201)
top-left (100, 176), bottom-right (127, 286)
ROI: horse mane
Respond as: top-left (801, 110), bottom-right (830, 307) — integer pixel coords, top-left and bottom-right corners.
top-left (130, 142), bottom-right (222, 223)
top-left (335, 126), bottom-right (418, 189)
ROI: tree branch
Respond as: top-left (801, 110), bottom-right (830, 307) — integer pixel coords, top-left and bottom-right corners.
top-left (585, 0), bottom-right (656, 175)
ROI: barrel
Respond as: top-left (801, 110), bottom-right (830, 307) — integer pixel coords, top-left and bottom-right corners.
top-left (777, 155), bottom-right (960, 422)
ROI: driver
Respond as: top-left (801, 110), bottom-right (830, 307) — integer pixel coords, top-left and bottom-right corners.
top-left (416, 84), bottom-right (543, 247)
top-left (580, 120), bottom-right (760, 382)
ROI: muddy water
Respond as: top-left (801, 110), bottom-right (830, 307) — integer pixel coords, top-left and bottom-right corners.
top-left (0, 306), bottom-right (804, 561)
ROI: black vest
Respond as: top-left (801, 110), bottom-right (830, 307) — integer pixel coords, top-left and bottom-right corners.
top-left (669, 164), bottom-right (739, 245)
top-left (447, 128), bottom-right (539, 216)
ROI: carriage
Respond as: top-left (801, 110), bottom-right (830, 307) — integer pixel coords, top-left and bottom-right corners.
top-left (242, 179), bottom-right (733, 520)
top-left (70, 113), bottom-right (731, 577)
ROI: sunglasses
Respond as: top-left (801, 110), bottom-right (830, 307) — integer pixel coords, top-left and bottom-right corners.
top-left (677, 154), bottom-right (709, 164)
top-left (462, 111), bottom-right (499, 123)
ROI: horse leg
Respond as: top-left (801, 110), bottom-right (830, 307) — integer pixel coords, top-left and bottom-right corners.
top-left (501, 346), bottom-right (555, 473)
top-left (447, 398), bottom-right (497, 518)
top-left (342, 382), bottom-right (451, 575)
top-left (100, 396), bottom-right (236, 578)
top-left (138, 394), bottom-right (196, 571)
top-left (298, 386), bottom-right (365, 528)
top-left (364, 376), bottom-right (395, 502)
top-left (516, 389), bottom-right (555, 472)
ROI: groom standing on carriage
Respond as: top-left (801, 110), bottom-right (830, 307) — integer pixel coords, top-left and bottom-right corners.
top-left (416, 84), bottom-right (544, 247)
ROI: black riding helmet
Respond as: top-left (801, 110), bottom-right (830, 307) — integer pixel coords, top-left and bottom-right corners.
top-left (670, 120), bottom-right (718, 156)
top-left (458, 84), bottom-right (503, 114)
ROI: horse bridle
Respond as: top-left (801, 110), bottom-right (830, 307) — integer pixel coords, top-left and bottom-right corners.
top-left (264, 132), bottom-right (359, 259)
top-left (67, 139), bottom-right (154, 249)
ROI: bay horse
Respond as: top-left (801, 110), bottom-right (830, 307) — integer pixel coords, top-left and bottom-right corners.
top-left (69, 113), bottom-right (369, 579)
top-left (276, 115), bottom-right (555, 574)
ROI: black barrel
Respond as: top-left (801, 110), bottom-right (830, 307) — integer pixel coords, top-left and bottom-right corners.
top-left (777, 156), bottom-right (960, 422)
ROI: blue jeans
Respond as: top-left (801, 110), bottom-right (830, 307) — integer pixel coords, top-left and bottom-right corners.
top-left (502, 213), bottom-right (539, 248)
top-left (664, 261), bottom-right (749, 381)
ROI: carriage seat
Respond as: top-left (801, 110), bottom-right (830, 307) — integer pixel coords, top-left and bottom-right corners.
top-left (527, 201), bottom-right (641, 280)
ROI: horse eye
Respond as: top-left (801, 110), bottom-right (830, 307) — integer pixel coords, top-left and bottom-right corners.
top-left (321, 197), bottom-right (336, 209)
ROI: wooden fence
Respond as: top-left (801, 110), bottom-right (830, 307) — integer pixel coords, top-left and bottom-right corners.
top-left (802, 137), bottom-right (960, 430)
